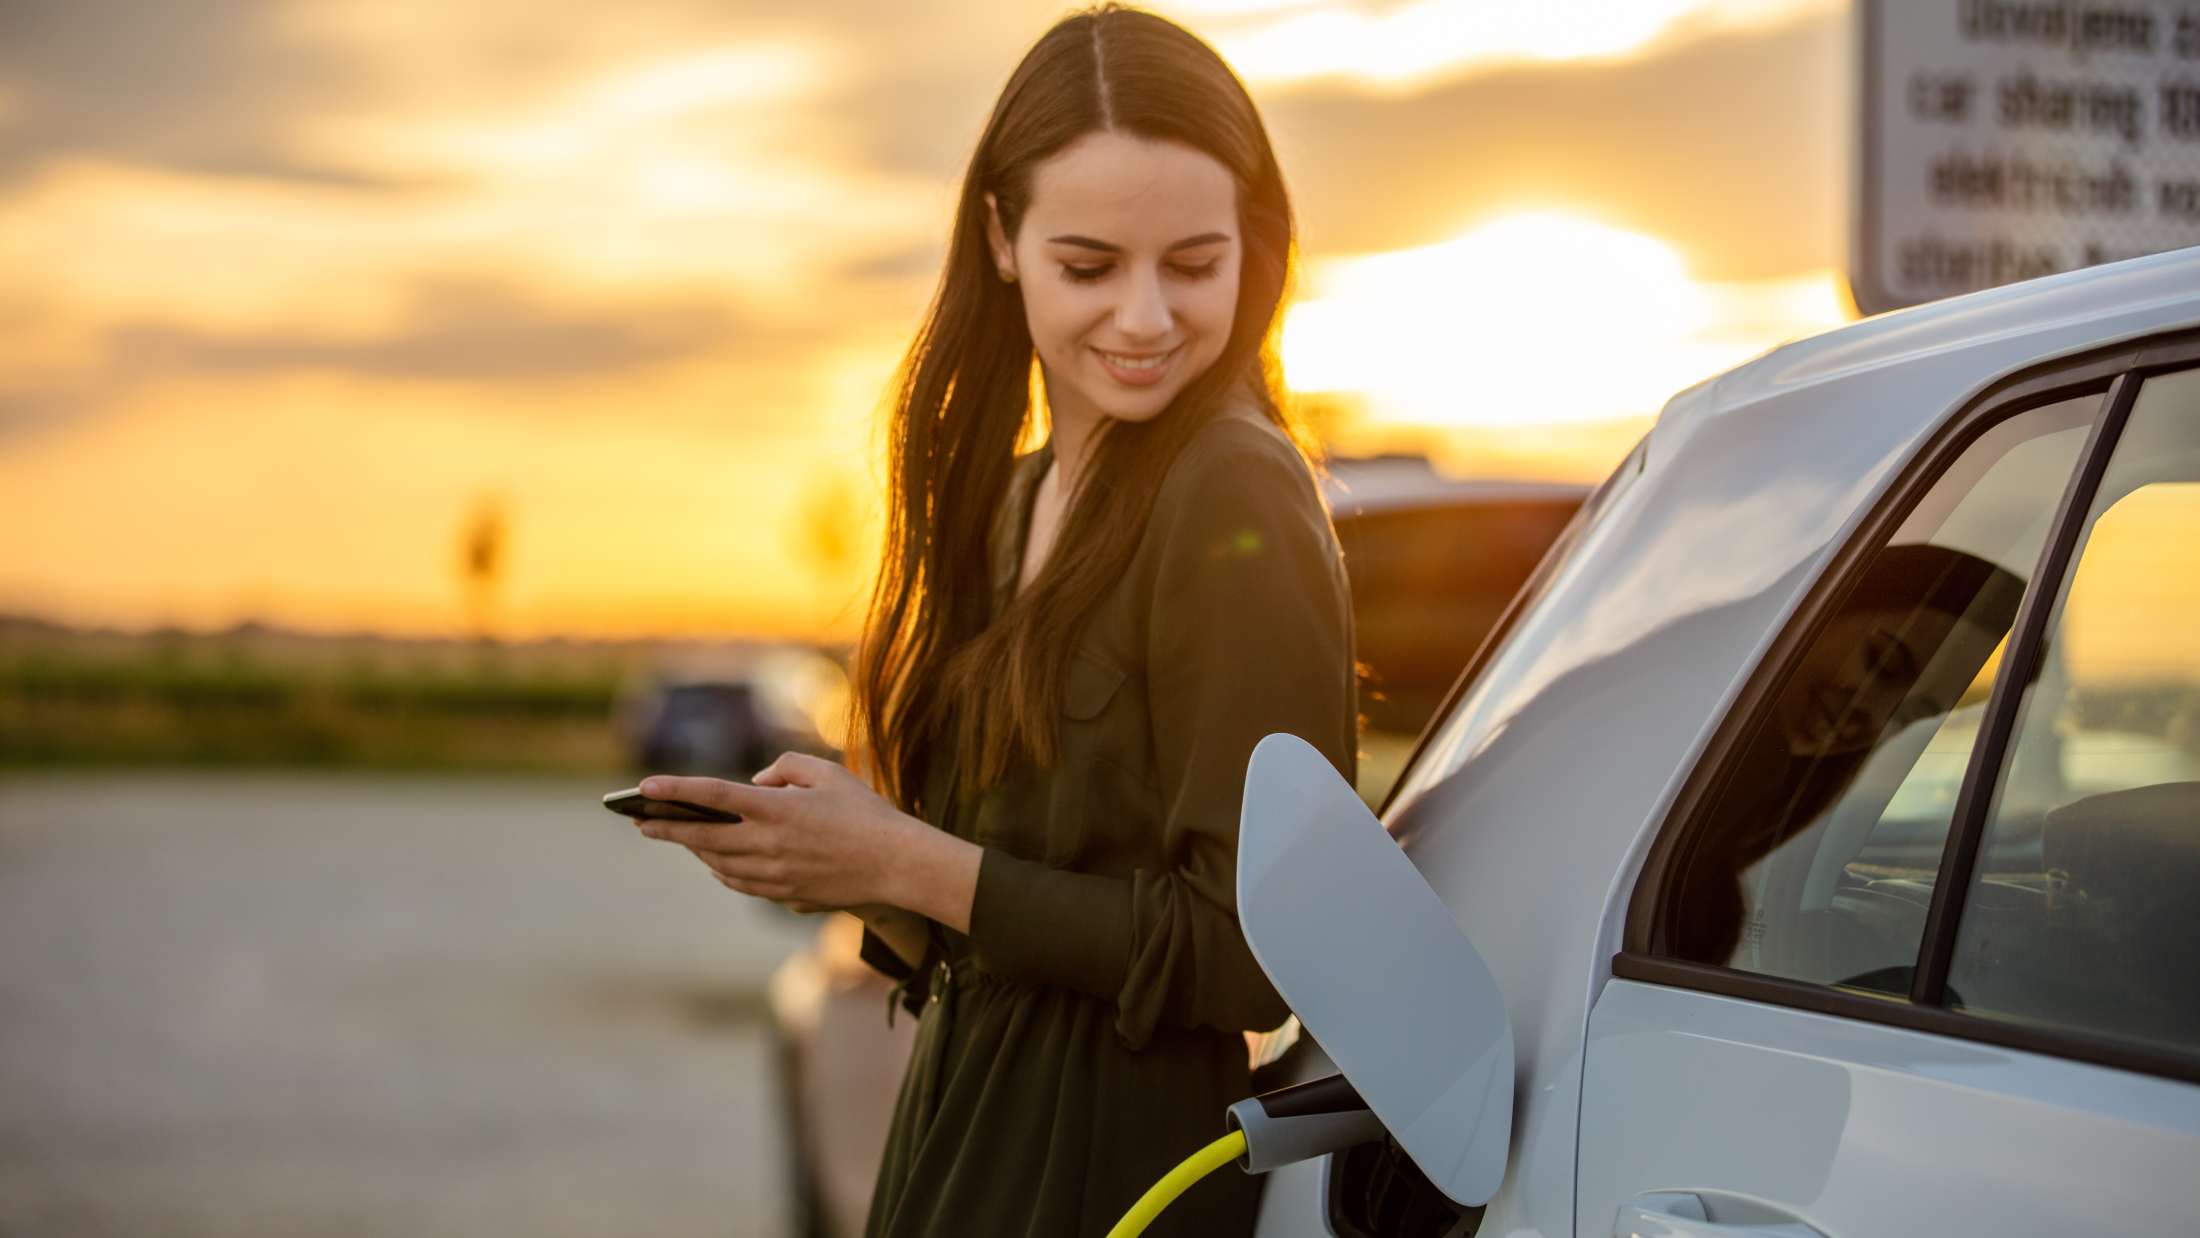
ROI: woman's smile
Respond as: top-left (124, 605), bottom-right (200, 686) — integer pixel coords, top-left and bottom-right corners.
top-left (1093, 343), bottom-right (1182, 386)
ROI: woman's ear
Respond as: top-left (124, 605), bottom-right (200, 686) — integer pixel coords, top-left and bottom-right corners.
top-left (983, 192), bottom-right (1018, 283)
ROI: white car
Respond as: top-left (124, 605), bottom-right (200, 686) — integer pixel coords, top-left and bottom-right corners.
top-left (1242, 245), bottom-right (2200, 1238)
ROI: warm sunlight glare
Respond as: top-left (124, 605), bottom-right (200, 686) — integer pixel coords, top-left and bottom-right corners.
top-left (1196, 0), bottom-right (1835, 88)
top-left (1283, 212), bottom-right (1848, 428)
top-left (450, 44), bottom-right (828, 169)
top-left (591, 48), bottom-right (825, 124)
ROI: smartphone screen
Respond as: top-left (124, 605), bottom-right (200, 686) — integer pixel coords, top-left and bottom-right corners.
top-left (602, 788), bottom-right (742, 824)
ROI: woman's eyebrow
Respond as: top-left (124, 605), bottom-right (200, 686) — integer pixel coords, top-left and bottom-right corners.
top-left (1044, 232), bottom-right (1231, 253)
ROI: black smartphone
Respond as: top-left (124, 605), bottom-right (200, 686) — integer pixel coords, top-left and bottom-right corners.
top-left (602, 787), bottom-right (743, 824)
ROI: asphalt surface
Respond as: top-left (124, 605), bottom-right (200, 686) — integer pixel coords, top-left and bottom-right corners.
top-left (0, 769), bottom-right (820, 1237)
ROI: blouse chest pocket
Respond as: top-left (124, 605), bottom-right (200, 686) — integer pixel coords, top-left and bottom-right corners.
top-left (1062, 649), bottom-right (1127, 721)
top-left (971, 648), bottom-right (1154, 867)
top-left (1041, 648), bottom-right (1156, 867)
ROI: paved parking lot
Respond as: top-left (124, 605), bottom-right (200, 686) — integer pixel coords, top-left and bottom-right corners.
top-left (0, 770), bottom-right (820, 1237)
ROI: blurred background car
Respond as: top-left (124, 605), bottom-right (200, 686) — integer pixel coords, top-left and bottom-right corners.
top-left (615, 643), bottom-right (853, 780)
top-left (1323, 453), bottom-right (1587, 795)
top-left (765, 454), bottom-right (1589, 1238)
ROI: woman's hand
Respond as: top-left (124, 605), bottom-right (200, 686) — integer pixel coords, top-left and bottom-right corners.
top-left (633, 753), bottom-right (907, 912)
top-left (632, 753), bottom-right (981, 930)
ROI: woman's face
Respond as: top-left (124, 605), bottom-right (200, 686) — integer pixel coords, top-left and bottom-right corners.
top-left (987, 130), bottom-right (1241, 428)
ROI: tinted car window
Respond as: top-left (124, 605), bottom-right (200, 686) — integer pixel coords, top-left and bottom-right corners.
top-left (1949, 367), bottom-right (2200, 1053)
top-left (1660, 394), bottom-right (2098, 993)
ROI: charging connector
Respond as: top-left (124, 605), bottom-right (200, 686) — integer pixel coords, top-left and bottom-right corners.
top-left (1225, 1073), bottom-right (1386, 1174)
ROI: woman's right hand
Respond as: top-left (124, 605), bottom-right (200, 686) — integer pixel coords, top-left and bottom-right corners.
top-left (749, 762), bottom-right (933, 965)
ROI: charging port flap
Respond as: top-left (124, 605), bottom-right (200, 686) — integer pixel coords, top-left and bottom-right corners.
top-left (1236, 733), bottom-right (1514, 1207)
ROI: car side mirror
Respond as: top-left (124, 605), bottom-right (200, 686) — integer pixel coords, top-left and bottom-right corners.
top-left (1236, 733), bottom-right (1514, 1206)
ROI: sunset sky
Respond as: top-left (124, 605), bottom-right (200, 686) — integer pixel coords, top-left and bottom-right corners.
top-left (0, 0), bottom-right (1852, 640)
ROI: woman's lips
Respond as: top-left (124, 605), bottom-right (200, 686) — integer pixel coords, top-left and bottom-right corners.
top-left (1093, 344), bottom-right (1180, 387)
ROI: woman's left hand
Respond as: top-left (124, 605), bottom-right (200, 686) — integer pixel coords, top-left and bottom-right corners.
top-left (632, 753), bottom-right (927, 914)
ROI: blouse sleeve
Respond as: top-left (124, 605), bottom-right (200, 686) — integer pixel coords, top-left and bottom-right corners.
top-left (966, 426), bottom-right (1359, 1050)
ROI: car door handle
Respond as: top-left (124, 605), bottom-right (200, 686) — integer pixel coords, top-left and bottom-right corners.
top-left (1615, 1192), bottom-right (1827, 1238)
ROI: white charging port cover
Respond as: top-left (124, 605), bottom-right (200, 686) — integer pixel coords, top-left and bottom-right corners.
top-left (1235, 732), bottom-right (1514, 1206)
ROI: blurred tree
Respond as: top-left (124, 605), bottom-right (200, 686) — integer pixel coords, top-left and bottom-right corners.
top-left (458, 492), bottom-right (507, 644)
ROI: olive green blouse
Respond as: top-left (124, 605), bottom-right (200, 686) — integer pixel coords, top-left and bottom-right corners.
top-left (859, 410), bottom-right (1359, 1238)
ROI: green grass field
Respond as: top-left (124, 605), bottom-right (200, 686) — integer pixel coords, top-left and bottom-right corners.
top-left (0, 618), bottom-right (698, 772)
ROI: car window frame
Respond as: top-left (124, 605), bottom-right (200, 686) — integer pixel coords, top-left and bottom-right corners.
top-left (1618, 325), bottom-right (2200, 1088)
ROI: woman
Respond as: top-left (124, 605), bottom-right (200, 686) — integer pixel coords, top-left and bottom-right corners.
top-left (632, 7), bottom-right (1357, 1234)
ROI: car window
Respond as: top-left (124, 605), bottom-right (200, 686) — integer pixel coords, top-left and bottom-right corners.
top-left (1948, 366), bottom-right (2200, 1053)
top-left (1657, 393), bottom-right (2099, 994)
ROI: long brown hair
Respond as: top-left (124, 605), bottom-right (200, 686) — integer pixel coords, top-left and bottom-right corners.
top-left (852, 3), bottom-right (1305, 813)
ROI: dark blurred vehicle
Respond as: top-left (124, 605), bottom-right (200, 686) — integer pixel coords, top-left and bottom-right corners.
top-left (1325, 453), bottom-right (1587, 745)
top-left (639, 681), bottom-right (774, 776)
top-left (614, 644), bottom-right (849, 779)
top-left (766, 457), bottom-right (1588, 1238)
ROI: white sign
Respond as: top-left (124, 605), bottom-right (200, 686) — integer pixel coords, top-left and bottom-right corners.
top-left (1854, 0), bottom-right (2200, 315)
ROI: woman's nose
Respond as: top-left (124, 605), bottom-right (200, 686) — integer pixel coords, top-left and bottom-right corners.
top-left (1113, 268), bottom-right (1174, 339)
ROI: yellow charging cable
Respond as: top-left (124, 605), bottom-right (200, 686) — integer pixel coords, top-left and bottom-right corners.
top-left (1104, 1128), bottom-right (1248, 1238)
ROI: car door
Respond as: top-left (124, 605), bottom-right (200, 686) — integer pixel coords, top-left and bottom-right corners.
top-left (1577, 350), bottom-right (2200, 1236)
